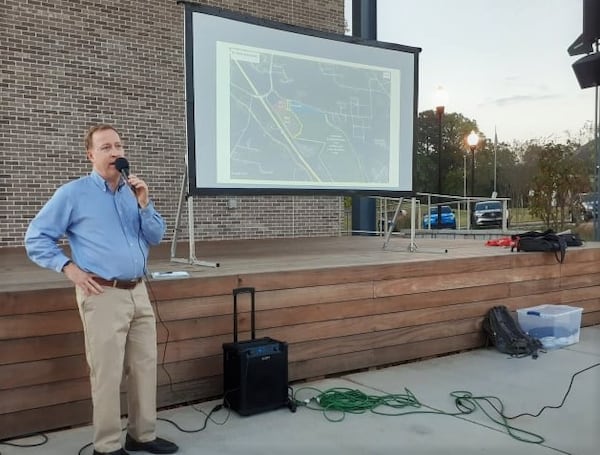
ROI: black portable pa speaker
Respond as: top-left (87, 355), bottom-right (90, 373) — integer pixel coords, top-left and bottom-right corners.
top-left (222, 287), bottom-right (289, 416)
top-left (223, 337), bottom-right (289, 415)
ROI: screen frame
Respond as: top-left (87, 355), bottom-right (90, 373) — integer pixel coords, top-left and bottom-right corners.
top-left (183, 3), bottom-right (421, 197)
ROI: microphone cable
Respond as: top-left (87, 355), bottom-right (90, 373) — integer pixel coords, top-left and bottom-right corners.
top-left (143, 267), bottom-right (230, 434)
top-left (137, 205), bottom-right (230, 434)
top-left (124, 168), bottom-right (174, 403)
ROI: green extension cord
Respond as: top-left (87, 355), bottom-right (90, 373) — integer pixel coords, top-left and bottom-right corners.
top-left (292, 386), bottom-right (544, 444)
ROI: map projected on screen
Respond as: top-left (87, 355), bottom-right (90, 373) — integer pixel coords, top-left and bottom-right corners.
top-left (216, 43), bottom-right (400, 188)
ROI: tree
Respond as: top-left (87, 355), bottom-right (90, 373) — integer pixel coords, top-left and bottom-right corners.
top-left (528, 143), bottom-right (589, 230)
top-left (415, 110), bottom-right (478, 196)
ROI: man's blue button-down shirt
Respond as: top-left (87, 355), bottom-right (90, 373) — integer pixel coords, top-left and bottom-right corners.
top-left (25, 171), bottom-right (166, 280)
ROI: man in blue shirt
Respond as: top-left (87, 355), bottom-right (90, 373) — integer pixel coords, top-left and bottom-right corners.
top-left (25, 124), bottom-right (178, 455)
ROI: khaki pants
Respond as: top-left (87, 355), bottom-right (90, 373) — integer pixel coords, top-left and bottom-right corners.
top-left (76, 282), bottom-right (157, 453)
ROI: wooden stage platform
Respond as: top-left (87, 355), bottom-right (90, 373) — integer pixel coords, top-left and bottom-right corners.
top-left (2, 235), bottom-right (600, 440)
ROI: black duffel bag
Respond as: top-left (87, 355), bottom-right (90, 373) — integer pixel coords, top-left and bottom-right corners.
top-left (558, 232), bottom-right (583, 247)
top-left (511, 230), bottom-right (566, 263)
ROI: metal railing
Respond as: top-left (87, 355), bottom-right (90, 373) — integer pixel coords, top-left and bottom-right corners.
top-left (344, 194), bottom-right (512, 236)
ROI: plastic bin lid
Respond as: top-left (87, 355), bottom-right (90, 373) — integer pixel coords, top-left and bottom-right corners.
top-left (516, 304), bottom-right (583, 317)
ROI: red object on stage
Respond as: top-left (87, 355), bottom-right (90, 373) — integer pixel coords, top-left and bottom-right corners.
top-left (485, 237), bottom-right (514, 247)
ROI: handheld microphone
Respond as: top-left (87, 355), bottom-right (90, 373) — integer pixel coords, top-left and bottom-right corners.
top-left (114, 157), bottom-right (135, 192)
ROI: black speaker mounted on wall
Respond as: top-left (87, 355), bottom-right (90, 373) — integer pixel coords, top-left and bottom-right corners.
top-left (573, 52), bottom-right (600, 89)
top-left (570, 0), bottom-right (600, 88)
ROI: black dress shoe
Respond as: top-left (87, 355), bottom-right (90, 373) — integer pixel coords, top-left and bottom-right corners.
top-left (93, 449), bottom-right (128, 455)
top-left (125, 434), bottom-right (178, 454)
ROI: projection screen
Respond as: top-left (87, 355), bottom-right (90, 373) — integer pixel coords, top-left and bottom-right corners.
top-left (184, 4), bottom-right (420, 196)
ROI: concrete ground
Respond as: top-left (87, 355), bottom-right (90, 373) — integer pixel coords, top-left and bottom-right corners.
top-left (2, 326), bottom-right (599, 455)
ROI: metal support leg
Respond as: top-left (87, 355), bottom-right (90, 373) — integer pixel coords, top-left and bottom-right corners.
top-left (170, 164), bottom-right (219, 268)
top-left (382, 197), bottom-right (404, 249)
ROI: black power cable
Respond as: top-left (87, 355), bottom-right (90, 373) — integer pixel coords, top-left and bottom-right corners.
top-left (0, 433), bottom-right (49, 453)
top-left (505, 361), bottom-right (600, 419)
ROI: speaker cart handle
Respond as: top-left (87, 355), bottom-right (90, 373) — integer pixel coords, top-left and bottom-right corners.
top-left (232, 287), bottom-right (255, 343)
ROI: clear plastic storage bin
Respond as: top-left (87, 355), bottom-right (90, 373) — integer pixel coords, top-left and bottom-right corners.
top-left (516, 304), bottom-right (583, 349)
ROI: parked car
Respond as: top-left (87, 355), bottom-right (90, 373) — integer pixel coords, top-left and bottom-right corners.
top-left (579, 193), bottom-right (598, 221)
top-left (422, 205), bottom-right (456, 229)
top-left (472, 200), bottom-right (508, 228)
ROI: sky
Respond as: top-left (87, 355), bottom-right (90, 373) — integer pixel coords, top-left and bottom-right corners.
top-left (345, 0), bottom-right (592, 144)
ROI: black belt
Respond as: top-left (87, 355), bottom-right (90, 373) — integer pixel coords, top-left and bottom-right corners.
top-left (92, 276), bottom-right (142, 290)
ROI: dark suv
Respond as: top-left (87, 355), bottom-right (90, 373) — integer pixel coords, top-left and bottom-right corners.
top-left (472, 200), bottom-right (507, 228)
top-left (579, 193), bottom-right (598, 221)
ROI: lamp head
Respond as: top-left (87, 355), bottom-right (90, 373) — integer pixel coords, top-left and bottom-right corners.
top-left (433, 85), bottom-right (448, 115)
top-left (467, 130), bottom-right (479, 149)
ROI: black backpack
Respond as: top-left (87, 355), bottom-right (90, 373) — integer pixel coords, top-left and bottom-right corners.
top-left (482, 306), bottom-right (543, 359)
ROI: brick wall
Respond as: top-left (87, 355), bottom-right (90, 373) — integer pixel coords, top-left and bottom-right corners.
top-left (0, 0), bottom-right (345, 248)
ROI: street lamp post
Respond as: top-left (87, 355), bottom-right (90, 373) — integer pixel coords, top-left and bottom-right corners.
top-left (463, 153), bottom-right (467, 198)
top-left (433, 86), bottom-right (447, 227)
top-left (493, 128), bottom-right (498, 198)
top-left (463, 152), bottom-right (467, 227)
top-left (467, 130), bottom-right (479, 226)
